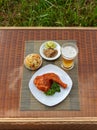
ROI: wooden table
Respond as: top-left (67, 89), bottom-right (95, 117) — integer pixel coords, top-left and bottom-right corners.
top-left (0, 27), bottom-right (97, 130)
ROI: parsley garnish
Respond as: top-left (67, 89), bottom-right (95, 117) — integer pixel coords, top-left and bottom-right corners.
top-left (44, 81), bottom-right (61, 96)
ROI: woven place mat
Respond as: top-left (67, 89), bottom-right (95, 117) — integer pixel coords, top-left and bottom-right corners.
top-left (20, 40), bottom-right (80, 111)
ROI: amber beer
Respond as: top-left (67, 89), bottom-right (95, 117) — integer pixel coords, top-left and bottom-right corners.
top-left (61, 42), bottom-right (78, 70)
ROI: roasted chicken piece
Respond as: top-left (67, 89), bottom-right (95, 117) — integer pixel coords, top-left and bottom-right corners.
top-left (33, 74), bottom-right (52, 92)
top-left (34, 73), bottom-right (67, 92)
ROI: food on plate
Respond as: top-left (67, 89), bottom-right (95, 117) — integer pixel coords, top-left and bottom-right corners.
top-left (24, 53), bottom-right (42, 70)
top-left (45, 41), bottom-right (56, 49)
top-left (43, 48), bottom-right (58, 58)
top-left (44, 81), bottom-right (60, 95)
top-left (40, 41), bottom-right (61, 60)
top-left (43, 41), bottom-right (58, 58)
top-left (33, 73), bottom-right (67, 93)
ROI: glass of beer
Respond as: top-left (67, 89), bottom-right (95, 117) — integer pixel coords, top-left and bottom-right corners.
top-left (61, 42), bottom-right (78, 70)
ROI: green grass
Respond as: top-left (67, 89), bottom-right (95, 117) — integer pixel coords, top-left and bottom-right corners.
top-left (0, 0), bottom-right (97, 26)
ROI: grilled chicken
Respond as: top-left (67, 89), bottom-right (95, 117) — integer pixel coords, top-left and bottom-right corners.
top-left (34, 73), bottom-right (67, 92)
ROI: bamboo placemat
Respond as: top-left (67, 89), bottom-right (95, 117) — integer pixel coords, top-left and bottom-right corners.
top-left (20, 40), bottom-right (80, 111)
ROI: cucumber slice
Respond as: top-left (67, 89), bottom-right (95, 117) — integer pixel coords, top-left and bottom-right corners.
top-left (45, 41), bottom-right (56, 49)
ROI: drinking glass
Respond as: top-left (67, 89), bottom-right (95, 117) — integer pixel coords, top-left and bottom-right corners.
top-left (61, 42), bottom-right (78, 70)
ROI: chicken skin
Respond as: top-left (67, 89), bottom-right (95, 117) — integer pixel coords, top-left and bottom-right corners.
top-left (34, 73), bottom-right (67, 92)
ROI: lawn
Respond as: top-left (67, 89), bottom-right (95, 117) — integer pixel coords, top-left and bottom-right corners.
top-left (0, 0), bottom-right (97, 26)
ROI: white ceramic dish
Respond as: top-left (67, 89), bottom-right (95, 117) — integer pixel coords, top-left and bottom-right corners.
top-left (39, 41), bottom-right (61, 60)
top-left (24, 53), bottom-right (42, 70)
top-left (29, 64), bottom-right (73, 106)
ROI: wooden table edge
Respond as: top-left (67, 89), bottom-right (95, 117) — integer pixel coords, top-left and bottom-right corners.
top-left (0, 27), bottom-right (97, 30)
top-left (0, 117), bottom-right (97, 124)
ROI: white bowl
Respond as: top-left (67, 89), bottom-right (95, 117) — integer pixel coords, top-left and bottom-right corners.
top-left (39, 41), bottom-right (61, 60)
top-left (24, 53), bottom-right (42, 70)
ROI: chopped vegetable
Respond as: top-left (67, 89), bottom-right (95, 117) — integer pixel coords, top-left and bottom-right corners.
top-left (44, 81), bottom-right (61, 96)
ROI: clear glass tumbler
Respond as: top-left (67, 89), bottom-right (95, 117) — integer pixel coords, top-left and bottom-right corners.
top-left (61, 42), bottom-right (78, 70)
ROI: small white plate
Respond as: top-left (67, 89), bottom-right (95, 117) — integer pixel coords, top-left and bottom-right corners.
top-left (29, 64), bottom-right (73, 106)
top-left (39, 41), bottom-right (61, 60)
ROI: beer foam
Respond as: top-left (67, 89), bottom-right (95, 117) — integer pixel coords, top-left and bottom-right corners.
top-left (62, 46), bottom-right (77, 59)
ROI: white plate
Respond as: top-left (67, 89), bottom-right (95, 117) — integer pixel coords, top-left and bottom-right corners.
top-left (39, 41), bottom-right (61, 60)
top-left (29, 64), bottom-right (73, 106)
